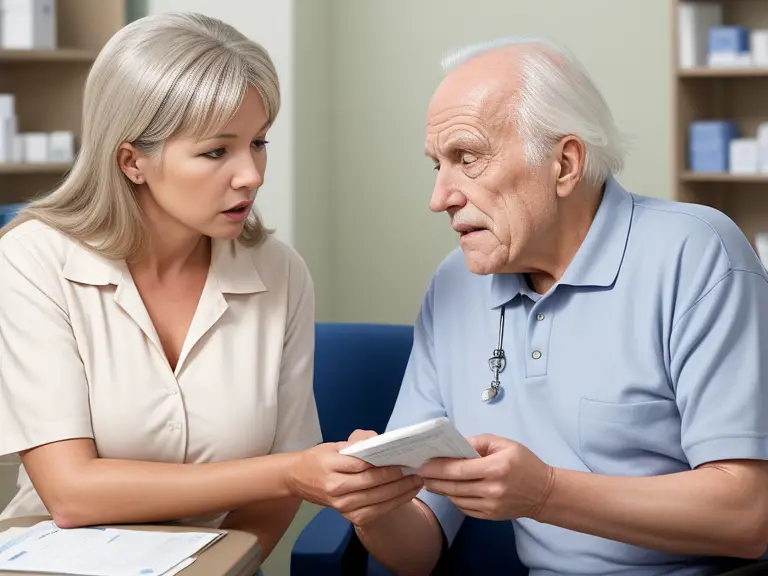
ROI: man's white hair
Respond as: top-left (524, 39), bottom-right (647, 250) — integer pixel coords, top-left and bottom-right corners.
top-left (441, 37), bottom-right (631, 188)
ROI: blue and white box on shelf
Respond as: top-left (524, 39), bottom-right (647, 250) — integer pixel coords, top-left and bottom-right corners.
top-left (689, 121), bottom-right (738, 173)
top-left (708, 26), bottom-right (751, 66)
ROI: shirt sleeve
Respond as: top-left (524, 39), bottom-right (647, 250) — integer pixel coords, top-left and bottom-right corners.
top-left (0, 237), bottom-right (94, 457)
top-left (386, 278), bottom-right (466, 545)
top-left (670, 269), bottom-right (768, 468)
top-left (269, 249), bottom-right (323, 454)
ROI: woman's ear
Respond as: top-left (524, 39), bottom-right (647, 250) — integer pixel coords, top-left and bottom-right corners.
top-left (117, 143), bottom-right (145, 185)
top-left (555, 136), bottom-right (585, 198)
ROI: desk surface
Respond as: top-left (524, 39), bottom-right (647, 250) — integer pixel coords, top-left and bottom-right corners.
top-left (0, 515), bottom-right (261, 576)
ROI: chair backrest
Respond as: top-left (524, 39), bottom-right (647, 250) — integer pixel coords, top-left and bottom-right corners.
top-left (313, 322), bottom-right (413, 443)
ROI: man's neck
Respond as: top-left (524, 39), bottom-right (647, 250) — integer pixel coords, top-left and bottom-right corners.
top-left (525, 183), bottom-right (605, 294)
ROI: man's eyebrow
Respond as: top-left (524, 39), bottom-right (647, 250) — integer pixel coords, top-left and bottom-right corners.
top-left (443, 133), bottom-right (482, 150)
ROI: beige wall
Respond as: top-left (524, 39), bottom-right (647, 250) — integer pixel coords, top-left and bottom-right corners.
top-left (294, 0), bottom-right (333, 321)
top-left (328, 0), bottom-right (672, 325)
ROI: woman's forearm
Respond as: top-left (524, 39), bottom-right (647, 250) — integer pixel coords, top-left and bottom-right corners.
top-left (537, 462), bottom-right (768, 558)
top-left (221, 497), bottom-right (302, 560)
top-left (24, 440), bottom-right (301, 528)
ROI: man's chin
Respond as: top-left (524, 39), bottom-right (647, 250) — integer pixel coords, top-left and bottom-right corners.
top-left (462, 251), bottom-right (501, 276)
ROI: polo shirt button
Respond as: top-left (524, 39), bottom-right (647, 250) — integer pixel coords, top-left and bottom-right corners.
top-left (532, 350), bottom-right (542, 360)
top-left (168, 388), bottom-right (178, 395)
top-left (536, 313), bottom-right (545, 321)
top-left (167, 421), bottom-right (181, 431)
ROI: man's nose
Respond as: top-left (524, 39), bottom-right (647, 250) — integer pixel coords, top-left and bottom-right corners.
top-left (430, 175), bottom-right (465, 213)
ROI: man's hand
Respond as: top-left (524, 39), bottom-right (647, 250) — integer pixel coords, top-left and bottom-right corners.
top-left (418, 434), bottom-right (555, 521)
top-left (288, 430), bottom-right (423, 526)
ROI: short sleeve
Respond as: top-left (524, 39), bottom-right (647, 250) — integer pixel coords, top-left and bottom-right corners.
top-left (0, 237), bottom-right (93, 456)
top-left (269, 251), bottom-right (322, 454)
top-left (670, 269), bottom-right (768, 468)
top-left (386, 279), bottom-right (466, 545)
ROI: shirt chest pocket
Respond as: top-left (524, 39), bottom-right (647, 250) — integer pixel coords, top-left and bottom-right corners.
top-left (578, 398), bottom-right (689, 476)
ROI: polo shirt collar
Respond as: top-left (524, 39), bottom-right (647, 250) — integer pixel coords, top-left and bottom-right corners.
top-left (489, 176), bottom-right (634, 309)
top-left (63, 237), bottom-right (268, 295)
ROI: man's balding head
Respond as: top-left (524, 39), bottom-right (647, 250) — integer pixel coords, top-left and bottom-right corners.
top-left (424, 37), bottom-right (629, 285)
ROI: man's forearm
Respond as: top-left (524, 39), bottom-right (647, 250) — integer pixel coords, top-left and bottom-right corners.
top-left (537, 462), bottom-right (768, 558)
top-left (355, 499), bottom-right (444, 576)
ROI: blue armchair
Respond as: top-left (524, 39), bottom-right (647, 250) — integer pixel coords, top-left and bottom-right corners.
top-left (291, 322), bottom-right (528, 575)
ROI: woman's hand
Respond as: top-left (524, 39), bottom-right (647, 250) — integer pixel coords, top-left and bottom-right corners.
top-left (287, 430), bottom-right (423, 526)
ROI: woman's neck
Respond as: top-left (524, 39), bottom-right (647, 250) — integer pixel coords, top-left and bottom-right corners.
top-left (131, 192), bottom-right (212, 281)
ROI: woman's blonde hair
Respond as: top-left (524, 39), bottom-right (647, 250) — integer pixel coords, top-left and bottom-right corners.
top-left (0, 12), bottom-right (280, 259)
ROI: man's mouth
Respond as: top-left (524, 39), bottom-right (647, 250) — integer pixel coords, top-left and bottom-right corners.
top-left (456, 226), bottom-right (485, 237)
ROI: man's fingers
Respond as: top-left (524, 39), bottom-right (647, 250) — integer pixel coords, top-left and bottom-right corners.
top-left (445, 496), bottom-right (491, 519)
top-left (336, 474), bottom-right (423, 514)
top-left (423, 478), bottom-right (482, 498)
top-left (467, 434), bottom-right (503, 456)
top-left (418, 457), bottom-right (487, 481)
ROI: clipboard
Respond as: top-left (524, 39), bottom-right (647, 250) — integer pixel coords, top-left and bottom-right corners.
top-left (0, 516), bottom-right (261, 576)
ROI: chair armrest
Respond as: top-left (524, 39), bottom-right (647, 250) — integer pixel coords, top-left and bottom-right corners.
top-left (291, 508), bottom-right (368, 575)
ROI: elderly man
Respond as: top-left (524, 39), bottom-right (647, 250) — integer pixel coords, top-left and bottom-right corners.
top-left (295, 37), bottom-right (768, 575)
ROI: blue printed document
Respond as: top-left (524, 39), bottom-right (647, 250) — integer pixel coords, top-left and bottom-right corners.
top-left (0, 520), bottom-right (222, 575)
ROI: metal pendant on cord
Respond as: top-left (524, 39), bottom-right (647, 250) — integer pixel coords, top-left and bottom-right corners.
top-left (482, 305), bottom-right (506, 403)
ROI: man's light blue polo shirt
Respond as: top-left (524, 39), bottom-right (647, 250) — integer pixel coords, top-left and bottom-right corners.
top-left (386, 177), bottom-right (768, 575)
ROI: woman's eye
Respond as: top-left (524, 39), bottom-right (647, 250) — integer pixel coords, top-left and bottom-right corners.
top-left (433, 163), bottom-right (441, 171)
top-left (252, 139), bottom-right (269, 150)
top-left (203, 147), bottom-right (226, 159)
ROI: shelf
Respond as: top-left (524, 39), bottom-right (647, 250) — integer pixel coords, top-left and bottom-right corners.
top-left (0, 163), bottom-right (72, 175)
top-left (680, 171), bottom-right (768, 183)
top-left (0, 49), bottom-right (98, 63)
top-left (678, 67), bottom-right (768, 78)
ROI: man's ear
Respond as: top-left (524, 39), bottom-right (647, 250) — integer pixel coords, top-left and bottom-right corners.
top-left (117, 142), bottom-right (146, 185)
top-left (554, 136), bottom-right (585, 199)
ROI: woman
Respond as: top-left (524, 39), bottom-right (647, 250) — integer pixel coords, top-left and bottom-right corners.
top-left (0, 12), bottom-right (421, 561)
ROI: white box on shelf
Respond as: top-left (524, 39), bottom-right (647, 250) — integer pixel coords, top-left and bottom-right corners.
top-left (752, 30), bottom-right (768, 67)
top-left (756, 232), bottom-right (768, 269)
top-left (678, 1), bottom-right (722, 68)
top-left (0, 116), bottom-right (16, 163)
top-left (729, 138), bottom-right (759, 174)
top-left (0, 93), bottom-right (14, 119)
top-left (21, 132), bottom-right (47, 163)
top-left (757, 123), bottom-right (768, 172)
top-left (708, 51), bottom-right (752, 67)
top-left (0, 94), bottom-right (16, 163)
top-left (0, 0), bottom-right (56, 50)
top-left (48, 130), bottom-right (73, 162)
top-left (12, 133), bottom-right (23, 162)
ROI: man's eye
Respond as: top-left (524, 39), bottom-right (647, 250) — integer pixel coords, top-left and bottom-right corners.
top-left (204, 147), bottom-right (226, 159)
top-left (461, 153), bottom-right (478, 165)
top-left (433, 163), bottom-right (441, 171)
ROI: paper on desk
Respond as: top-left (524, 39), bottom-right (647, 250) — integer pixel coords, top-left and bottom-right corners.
top-left (0, 520), bottom-right (221, 576)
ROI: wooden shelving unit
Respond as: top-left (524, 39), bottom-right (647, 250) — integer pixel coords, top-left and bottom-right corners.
top-left (0, 0), bottom-right (124, 206)
top-left (672, 0), bottom-right (768, 245)
top-left (0, 49), bottom-right (99, 62)
top-left (0, 163), bottom-right (73, 175)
